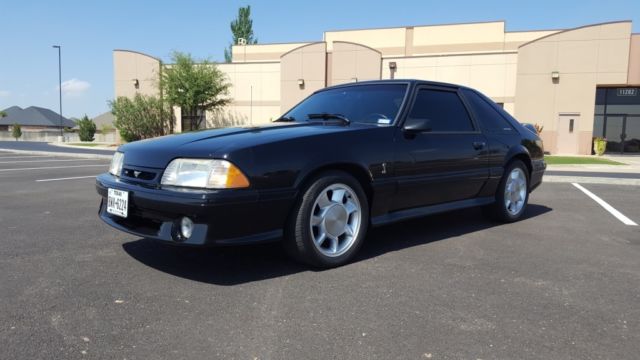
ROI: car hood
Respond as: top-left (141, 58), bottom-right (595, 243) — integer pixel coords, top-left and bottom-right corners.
top-left (119, 121), bottom-right (367, 168)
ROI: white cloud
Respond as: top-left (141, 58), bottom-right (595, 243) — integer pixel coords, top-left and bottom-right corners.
top-left (58, 78), bottom-right (91, 97)
top-left (0, 90), bottom-right (10, 98)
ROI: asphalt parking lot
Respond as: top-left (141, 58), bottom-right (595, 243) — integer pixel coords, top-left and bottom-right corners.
top-left (1, 150), bottom-right (639, 360)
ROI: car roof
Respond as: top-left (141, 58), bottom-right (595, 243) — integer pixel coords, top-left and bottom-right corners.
top-left (319, 79), bottom-right (469, 92)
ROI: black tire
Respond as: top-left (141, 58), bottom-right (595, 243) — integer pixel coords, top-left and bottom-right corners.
top-left (284, 170), bottom-right (369, 268)
top-left (487, 160), bottom-right (530, 223)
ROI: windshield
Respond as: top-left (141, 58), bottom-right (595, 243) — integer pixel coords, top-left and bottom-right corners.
top-left (281, 84), bottom-right (408, 125)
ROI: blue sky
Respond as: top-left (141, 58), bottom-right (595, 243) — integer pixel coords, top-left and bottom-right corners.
top-left (1, 0), bottom-right (639, 118)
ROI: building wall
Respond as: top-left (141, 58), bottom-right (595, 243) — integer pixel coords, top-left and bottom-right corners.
top-left (514, 21), bottom-right (632, 154)
top-left (280, 42), bottom-right (327, 112)
top-left (329, 42), bottom-right (381, 86)
top-left (114, 20), bottom-right (635, 154)
top-left (324, 27), bottom-right (407, 56)
top-left (382, 53), bottom-right (519, 114)
top-left (628, 34), bottom-right (640, 85)
top-left (324, 22), bottom-right (558, 57)
top-left (232, 42), bottom-right (309, 62)
top-left (211, 62), bottom-right (281, 126)
top-left (113, 50), bottom-right (161, 99)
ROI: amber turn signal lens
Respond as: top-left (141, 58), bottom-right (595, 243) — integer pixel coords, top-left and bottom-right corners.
top-left (225, 163), bottom-right (250, 188)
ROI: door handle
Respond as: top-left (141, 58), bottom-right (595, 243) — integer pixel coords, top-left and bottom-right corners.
top-left (473, 141), bottom-right (486, 150)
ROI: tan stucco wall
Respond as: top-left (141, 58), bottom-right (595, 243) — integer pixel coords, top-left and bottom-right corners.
top-left (628, 34), bottom-right (640, 85)
top-left (412, 22), bottom-right (505, 55)
top-left (324, 27), bottom-right (406, 56)
top-left (115, 20), bottom-right (635, 150)
top-left (324, 22), bottom-right (559, 57)
top-left (504, 30), bottom-right (560, 49)
top-left (211, 62), bottom-right (281, 125)
top-left (232, 42), bottom-right (309, 62)
top-left (280, 42), bottom-right (327, 112)
top-left (514, 22), bottom-right (632, 154)
top-left (329, 42), bottom-right (381, 86)
top-left (381, 53), bottom-right (518, 114)
top-left (113, 50), bottom-right (161, 99)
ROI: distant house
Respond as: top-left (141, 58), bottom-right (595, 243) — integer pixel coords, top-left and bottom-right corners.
top-left (92, 111), bottom-right (115, 131)
top-left (0, 106), bottom-right (76, 131)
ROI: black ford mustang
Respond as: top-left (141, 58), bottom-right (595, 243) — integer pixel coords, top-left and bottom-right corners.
top-left (97, 80), bottom-right (545, 267)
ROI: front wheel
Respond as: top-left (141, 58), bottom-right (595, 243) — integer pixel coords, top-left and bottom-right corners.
top-left (285, 171), bottom-right (369, 268)
top-left (488, 160), bottom-right (529, 222)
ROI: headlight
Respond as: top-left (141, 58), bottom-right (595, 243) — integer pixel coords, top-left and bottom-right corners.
top-left (109, 152), bottom-right (124, 177)
top-left (161, 159), bottom-right (250, 189)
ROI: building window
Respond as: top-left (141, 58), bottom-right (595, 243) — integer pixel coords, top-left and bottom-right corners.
top-left (594, 87), bottom-right (640, 153)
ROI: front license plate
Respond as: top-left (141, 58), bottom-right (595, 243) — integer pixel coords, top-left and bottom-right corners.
top-left (107, 188), bottom-right (129, 218)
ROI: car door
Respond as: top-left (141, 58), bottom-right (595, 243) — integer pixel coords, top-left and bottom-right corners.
top-left (390, 85), bottom-right (489, 211)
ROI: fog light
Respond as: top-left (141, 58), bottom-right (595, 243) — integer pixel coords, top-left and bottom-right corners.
top-left (180, 217), bottom-right (194, 239)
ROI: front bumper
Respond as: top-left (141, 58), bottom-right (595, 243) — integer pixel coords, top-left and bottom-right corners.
top-left (530, 158), bottom-right (546, 191)
top-left (96, 173), bottom-right (297, 246)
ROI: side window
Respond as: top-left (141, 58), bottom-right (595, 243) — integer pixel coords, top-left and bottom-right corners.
top-left (408, 89), bottom-right (474, 132)
top-left (462, 89), bottom-right (514, 133)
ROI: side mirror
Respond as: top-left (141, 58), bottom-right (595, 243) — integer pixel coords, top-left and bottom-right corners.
top-left (403, 118), bottom-right (432, 133)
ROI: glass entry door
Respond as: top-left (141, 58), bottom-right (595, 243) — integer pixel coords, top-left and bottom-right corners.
top-left (624, 115), bottom-right (640, 153)
top-left (604, 115), bottom-right (624, 153)
top-left (603, 115), bottom-right (640, 154)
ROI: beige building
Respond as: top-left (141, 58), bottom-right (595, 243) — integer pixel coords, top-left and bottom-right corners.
top-left (114, 20), bottom-right (640, 154)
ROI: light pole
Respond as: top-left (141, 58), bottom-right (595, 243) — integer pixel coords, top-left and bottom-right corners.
top-left (52, 45), bottom-right (62, 137)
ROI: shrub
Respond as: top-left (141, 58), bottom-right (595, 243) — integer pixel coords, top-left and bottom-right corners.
top-left (593, 137), bottom-right (607, 156)
top-left (77, 115), bottom-right (97, 142)
top-left (109, 94), bottom-right (170, 142)
top-left (12, 124), bottom-right (21, 140)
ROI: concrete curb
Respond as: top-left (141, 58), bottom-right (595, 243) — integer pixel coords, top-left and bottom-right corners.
top-left (0, 148), bottom-right (113, 160)
top-left (544, 175), bottom-right (640, 186)
top-left (49, 142), bottom-right (118, 151)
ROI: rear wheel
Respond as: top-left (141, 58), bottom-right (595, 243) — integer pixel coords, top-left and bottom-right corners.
top-left (488, 160), bottom-right (529, 222)
top-left (285, 171), bottom-right (369, 268)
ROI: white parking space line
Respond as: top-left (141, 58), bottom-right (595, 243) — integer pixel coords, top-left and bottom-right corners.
top-left (36, 175), bottom-right (97, 182)
top-left (0, 158), bottom-right (104, 164)
top-left (0, 165), bottom-right (107, 172)
top-left (0, 155), bottom-right (54, 160)
top-left (572, 183), bottom-right (638, 226)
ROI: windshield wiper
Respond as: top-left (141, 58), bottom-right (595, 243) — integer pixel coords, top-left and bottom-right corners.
top-left (307, 113), bottom-right (350, 124)
top-left (274, 116), bottom-right (296, 122)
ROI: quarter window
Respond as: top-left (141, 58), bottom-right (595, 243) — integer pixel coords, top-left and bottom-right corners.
top-left (408, 89), bottom-right (474, 132)
top-left (462, 89), bottom-right (514, 133)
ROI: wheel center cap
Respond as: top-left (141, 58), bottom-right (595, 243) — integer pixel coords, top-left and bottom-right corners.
top-left (324, 205), bottom-right (348, 237)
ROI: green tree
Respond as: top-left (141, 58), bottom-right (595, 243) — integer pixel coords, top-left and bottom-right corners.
top-left (12, 123), bottom-right (21, 140)
top-left (110, 94), bottom-right (171, 142)
top-left (0, 111), bottom-right (6, 118)
top-left (224, 5), bottom-right (258, 62)
top-left (161, 52), bottom-right (231, 131)
top-left (77, 115), bottom-right (97, 142)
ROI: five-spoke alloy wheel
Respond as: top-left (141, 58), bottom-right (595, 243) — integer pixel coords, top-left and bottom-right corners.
top-left (285, 171), bottom-right (369, 268)
top-left (310, 183), bottom-right (362, 257)
top-left (488, 160), bottom-right (530, 222)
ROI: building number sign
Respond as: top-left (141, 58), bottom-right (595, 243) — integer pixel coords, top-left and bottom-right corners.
top-left (617, 88), bottom-right (638, 96)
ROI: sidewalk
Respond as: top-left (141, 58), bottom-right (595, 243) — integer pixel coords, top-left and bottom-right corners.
top-left (545, 154), bottom-right (640, 186)
top-left (50, 142), bottom-right (119, 151)
top-left (547, 154), bottom-right (640, 173)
